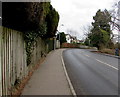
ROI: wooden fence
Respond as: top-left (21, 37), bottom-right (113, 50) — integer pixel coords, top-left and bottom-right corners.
top-left (0, 26), bottom-right (2, 96)
top-left (1, 27), bottom-right (27, 95)
top-left (0, 27), bottom-right (54, 96)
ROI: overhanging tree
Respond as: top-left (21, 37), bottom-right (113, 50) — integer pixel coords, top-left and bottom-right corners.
top-left (45, 5), bottom-right (59, 38)
top-left (2, 2), bottom-right (59, 38)
top-left (2, 2), bottom-right (59, 65)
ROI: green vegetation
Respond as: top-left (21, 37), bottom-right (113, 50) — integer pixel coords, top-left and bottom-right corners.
top-left (3, 2), bottom-right (59, 65)
top-left (115, 42), bottom-right (120, 49)
top-left (84, 38), bottom-right (89, 46)
top-left (99, 48), bottom-right (120, 56)
top-left (85, 9), bottom-right (113, 50)
top-left (3, 2), bottom-right (59, 38)
top-left (45, 5), bottom-right (59, 38)
top-left (57, 32), bottom-right (67, 45)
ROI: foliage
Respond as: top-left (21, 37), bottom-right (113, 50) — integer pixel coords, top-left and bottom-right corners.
top-left (23, 23), bottom-right (48, 65)
top-left (100, 48), bottom-right (115, 55)
top-left (2, 2), bottom-right (59, 65)
top-left (45, 5), bottom-right (59, 37)
top-left (57, 32), bottom-right (67, 45)
top-left (84, 38), bottom-right (90, 46)
top-left (3, 2), bottom-right (49, 32)
top-left (82, 25), bottom-right (93, 37)
top-left (89, 9), bottom-right (112, 50)
top-left (2, 2), bottom-right (59, 37)
top-left (115, 42), bottom-right (120, 49)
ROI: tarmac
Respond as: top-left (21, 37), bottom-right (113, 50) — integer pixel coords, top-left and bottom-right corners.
top-left (21, 49), bottom-right (73, 96)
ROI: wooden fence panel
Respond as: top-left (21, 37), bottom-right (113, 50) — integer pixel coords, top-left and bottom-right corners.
top-left (0, 27), bottom-right (54, 96)
top-left (0, 26), bottom-right (2, 96)
top-left (1, 27), bottom-right (27, 95)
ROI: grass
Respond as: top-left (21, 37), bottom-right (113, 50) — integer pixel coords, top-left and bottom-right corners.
top-left (100, 48), bottom-right (120, 56)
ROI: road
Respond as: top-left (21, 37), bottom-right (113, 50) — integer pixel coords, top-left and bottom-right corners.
top-left (63, 49), bottom-right (118, 95)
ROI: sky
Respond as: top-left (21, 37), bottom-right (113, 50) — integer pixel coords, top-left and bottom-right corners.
top-left (51, 0), bottom-right (119, 40)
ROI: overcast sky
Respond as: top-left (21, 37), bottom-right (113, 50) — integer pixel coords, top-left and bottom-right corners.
top-left (51, 0), bottom-right (119, 39)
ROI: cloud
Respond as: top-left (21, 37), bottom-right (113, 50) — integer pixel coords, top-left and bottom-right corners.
top-left (51, 0), bottom-right (117, 39)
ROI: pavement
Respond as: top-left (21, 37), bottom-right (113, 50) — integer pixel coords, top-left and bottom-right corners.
top-left (21, 49), bottom-right (72, 95)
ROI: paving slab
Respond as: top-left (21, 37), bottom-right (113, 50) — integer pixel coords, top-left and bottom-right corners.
top-left (22, 49), bottom-right (72, 95)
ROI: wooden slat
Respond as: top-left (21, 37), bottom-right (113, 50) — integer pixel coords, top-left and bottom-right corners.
top-left (1, 27), bottom-right (51, 96)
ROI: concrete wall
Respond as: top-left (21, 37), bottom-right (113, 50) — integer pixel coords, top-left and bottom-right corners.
top-left (0, 27), bottom-right (53, 95)
top-left (56, 40), bottom-right (60, 49)
top-left (0, 27), bottom-right (2, 96)
top-left (1, 27), bottom-right (27, 95)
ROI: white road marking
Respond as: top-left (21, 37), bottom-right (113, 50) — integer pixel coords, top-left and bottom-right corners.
top-left (61, 56), bottom-right (77, 97)
top-left (95, 59), bottom-right (118, 70)
top-left (84, 54), bottom-right (90, 57)
top-left (83, 53), bottom-right (118, 70)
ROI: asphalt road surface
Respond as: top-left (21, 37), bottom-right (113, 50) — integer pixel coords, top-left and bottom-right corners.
top-left (63, 49), bottom-right (118, 95)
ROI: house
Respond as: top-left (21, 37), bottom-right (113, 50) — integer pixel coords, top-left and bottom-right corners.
top-left (77, 40), bottom-right (84, 44)
top-left (65, 34), bottom-right (78, 44)
top-left (65, 34), bottom-right (71, 43)
top-left (70, 36), bottom-right (77, 43)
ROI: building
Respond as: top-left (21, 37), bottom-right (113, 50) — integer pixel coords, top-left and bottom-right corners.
top-left (70, 36), bottom-right (77, 43)
top-left (65, 34), bottom-right (82, 44)
top-left (65, 34), bottom-right (71, 43)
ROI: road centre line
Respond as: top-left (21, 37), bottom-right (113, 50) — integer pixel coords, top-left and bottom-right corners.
top-left (84, 54), bottom-right (90, 57)
top-left (83, 53), bottom-right (118, 70)
top-left (95, 59), bottom-right (118, 70)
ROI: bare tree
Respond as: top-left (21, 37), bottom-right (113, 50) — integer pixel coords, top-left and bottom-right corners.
top-left (66, 29), bottom-right (77, 36)
top-left (110, 1), bottom-right (120, 31)
top-left (81, 25), bottom-right (92, 38)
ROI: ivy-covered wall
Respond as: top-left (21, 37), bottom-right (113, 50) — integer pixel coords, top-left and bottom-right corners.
top-left (1, 27), bottom-right (55, 95)
top-left (2, 2), bottom-right (59, 66)
top-left (1, 2), bottom-right (59, 95)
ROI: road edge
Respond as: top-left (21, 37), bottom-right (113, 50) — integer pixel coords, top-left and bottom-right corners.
top-left (101, 53), bottom-right (120, 59)
top-left (92, 51), bottom-right (120, 59)
top-left (61, 54), bottom-right (77, 97)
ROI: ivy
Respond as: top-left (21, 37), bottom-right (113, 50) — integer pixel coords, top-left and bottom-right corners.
top-left (24, 23), bottom-right (47, 66)
top-left (3, 2), bottom-right (59, 66)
